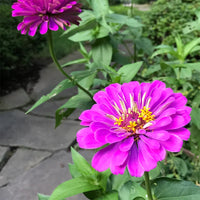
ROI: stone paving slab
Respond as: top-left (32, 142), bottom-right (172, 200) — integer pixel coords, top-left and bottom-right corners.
top-left (0, 88), bottom-right (31, 111)
top-left (29, 51), bottom-right (86, 101)
top-left (0, 146), bottom-right (9, 164)
top-left (0, 148), bottom-right (51, 184)
top-left (0, 110), bottom-right (81, 151)
top-left (0, 151), bottom-right (88, 200)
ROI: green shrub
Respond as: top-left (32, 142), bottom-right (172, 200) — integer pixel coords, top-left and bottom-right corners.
top-left (0, 4), bottom-right (46, 95)
top-left (143, 0), bottom-right (200, 45)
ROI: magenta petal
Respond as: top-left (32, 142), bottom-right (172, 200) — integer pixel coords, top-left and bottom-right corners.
top-left (119, 137), bottom-right (134, 152)
top-left (90, 122), bottom-right (110, 132)
top-left (49, 17), bottom-right (59, 31)
top-left (165, 115), bottom-right (187, 130)
top-left (168, 128), bottom-right (190, 141)
top-left (150, 116), bottom-right (172, 129)
top-left (146, 130), bottom-right (170, 141)
top-left (149, 145), bottom-right (166, 162)
top-left (140, 135), bottom-right (160, 149)
top-left (77, 128), bottom-right (104, 149)
top-left (161, 134), bottom-right (183, 152)
top-left (92, 143), bottom-right (117, 172)
top-left (112, 148), bottom-right (128, 166)
top-left (127, 143), bottom-right (144, 177)
top-left (95, 129), bottom-right (110, 143)
top-left (138, 140), bottom-right (157, 171)
top-left (40, 21), bottom-right (48, 34)
top-left (110, 161), bottom-right (127, 175)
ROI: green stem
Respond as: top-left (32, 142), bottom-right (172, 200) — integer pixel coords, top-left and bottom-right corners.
top-left (47, 30), bottom-right (93, 100)
top-left (144, 172), bottom-right (153, 200)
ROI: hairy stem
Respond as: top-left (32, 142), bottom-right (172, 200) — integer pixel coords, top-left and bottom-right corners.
top-left (47, 30), bottom-right (93, 100)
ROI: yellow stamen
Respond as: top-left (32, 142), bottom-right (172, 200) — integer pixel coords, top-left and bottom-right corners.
top-left (127, 121), bottom-right (137, 131)
top-left (139, 106), bottom-right (155, 122)
top-left (114, 117), bottom-right (123, 126)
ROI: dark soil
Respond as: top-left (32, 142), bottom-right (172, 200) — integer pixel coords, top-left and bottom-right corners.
top-left (0, 57), bottom-right (52, 97)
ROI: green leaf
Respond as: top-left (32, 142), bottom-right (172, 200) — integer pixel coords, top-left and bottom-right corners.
top-left (78, 73), bottom-right (96, 93)
top-left (191, 108), bottom-right (200, 130)
top-left (151, 47), bottom-right (176, 59)
top-left (91, 0), bottom-right (109, 18)
top-left (49, 177), bottom-right (101, 200)
top-left (55, 108), bottom-right (75, 128)
top-left (61, 58), bottom-right (88, 68)
top-left (92, 38), bottom-right (113, 67)
top-left (192, 92), bottom-right (200, 108)
top-left (69, 29), bottom-right (94, 42)
top-left (171, 157), bottom-right (188, 177)
top-left (183, 62), bottom-right (200, 73)
top-left (71, 69), bottom-right (96, 81)
top-left (183, 38), bottom-right (200, 59)
top-left (94, 191), bottom-right (119, 200)
top-left (119, 181), bottom-right (146, 200)
top-left (180, 68), bottom-right (192, 79)
top-left (118, 62), bottom-right (143, 83)
top-left (63, 10), bottom-right (97, 38)
top-left (26, 79), bottom-right (74, 114)
top-left (68, 163), bottom-right (82, 178)
top-left (153, 178), bottom-right (200, 200)
top-left (142, 64), bottom-right (161, 76)
top-left (38, 194), bottom-right (50, 200)
top-left (105, 13), bottom-right (143, 28)
top-left (57, 93), bottom-right (94, 110)
top-left (71, 148), bottom-right (98, 178)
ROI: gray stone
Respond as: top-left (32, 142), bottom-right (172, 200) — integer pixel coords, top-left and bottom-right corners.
top-left (0, 88), bottom-right (31, 110)
top-left (29, 51), bottom-right (87, 101)
top-left (0, 146), bottom-right (9, 163)
top-left (0, 148), bottom-right (51, 183)
top-left (0, 175), bottom-right (8, 188)
top-left (0, 110), bottom-right (81, 151)
top-left (0, 151), bottom-right (87, 200)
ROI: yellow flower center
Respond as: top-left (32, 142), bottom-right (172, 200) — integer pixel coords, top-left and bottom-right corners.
top-left (113, 106), bottom-right (155, 133)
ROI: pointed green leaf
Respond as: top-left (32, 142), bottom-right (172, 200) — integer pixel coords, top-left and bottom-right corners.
top-left (91, 0), bottom-right (109, 18)
top-left (55, 108), bottom-right (75, 128)
top-left (94, 191), bottom-right (119, 200)
top-left (92, 39), bottom-right (113, 67)
top-left (119, 181), bottom-right (146, 200)
top-left (71, 148), bottom-right (98, 177)
top-left (191, 108), bottom-right (200, 130)
top-left (26, 79), bottom-right (74, 114)
top-left (153, 178), bottom-right (200, 200)
top-left (63, 10), bottom-right (97, 38)
top-left (61, 58), bottom-right (88, 68)
top-left (38, 194), bottom-right (50, 200)
top-left (105, 13), bottom-right (143, 28)
top-left (184, 38), bottom-right (200, 59)
top-left (57, 93), bottom-right (94, 110)
top-left (49, 177), bottom-right (101, 200)
top-left (118, 62), bottom-right (143, 83)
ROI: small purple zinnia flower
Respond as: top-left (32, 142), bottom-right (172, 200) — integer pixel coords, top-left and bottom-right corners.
top-left (77, 80), bottom-right (191, 177)
top-left (12, 0), bottom-right (82, 36)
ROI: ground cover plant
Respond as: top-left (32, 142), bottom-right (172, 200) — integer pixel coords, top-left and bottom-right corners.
top-left (11, 0), bottom-right (200, 199)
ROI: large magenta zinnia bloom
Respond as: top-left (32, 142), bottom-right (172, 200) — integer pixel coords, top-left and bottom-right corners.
top-left (77, 80), bottom-right (191, 177)
top-left (12, 0), bottom-right (82, 36)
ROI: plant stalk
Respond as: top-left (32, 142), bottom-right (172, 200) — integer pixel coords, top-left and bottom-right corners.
top-left (144, 172), bottom-right (153, 200)
top-left (47, 30), bottom-right (93, 100)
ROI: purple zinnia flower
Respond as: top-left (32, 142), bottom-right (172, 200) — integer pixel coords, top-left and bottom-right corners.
top-left (12, 0), bottom-right (82, 36)
top-left (77, 80), bottom-right (191, 177)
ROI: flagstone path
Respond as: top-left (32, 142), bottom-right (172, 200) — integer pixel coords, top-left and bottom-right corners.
top-left (0, 50), bottom-right (91, 200)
